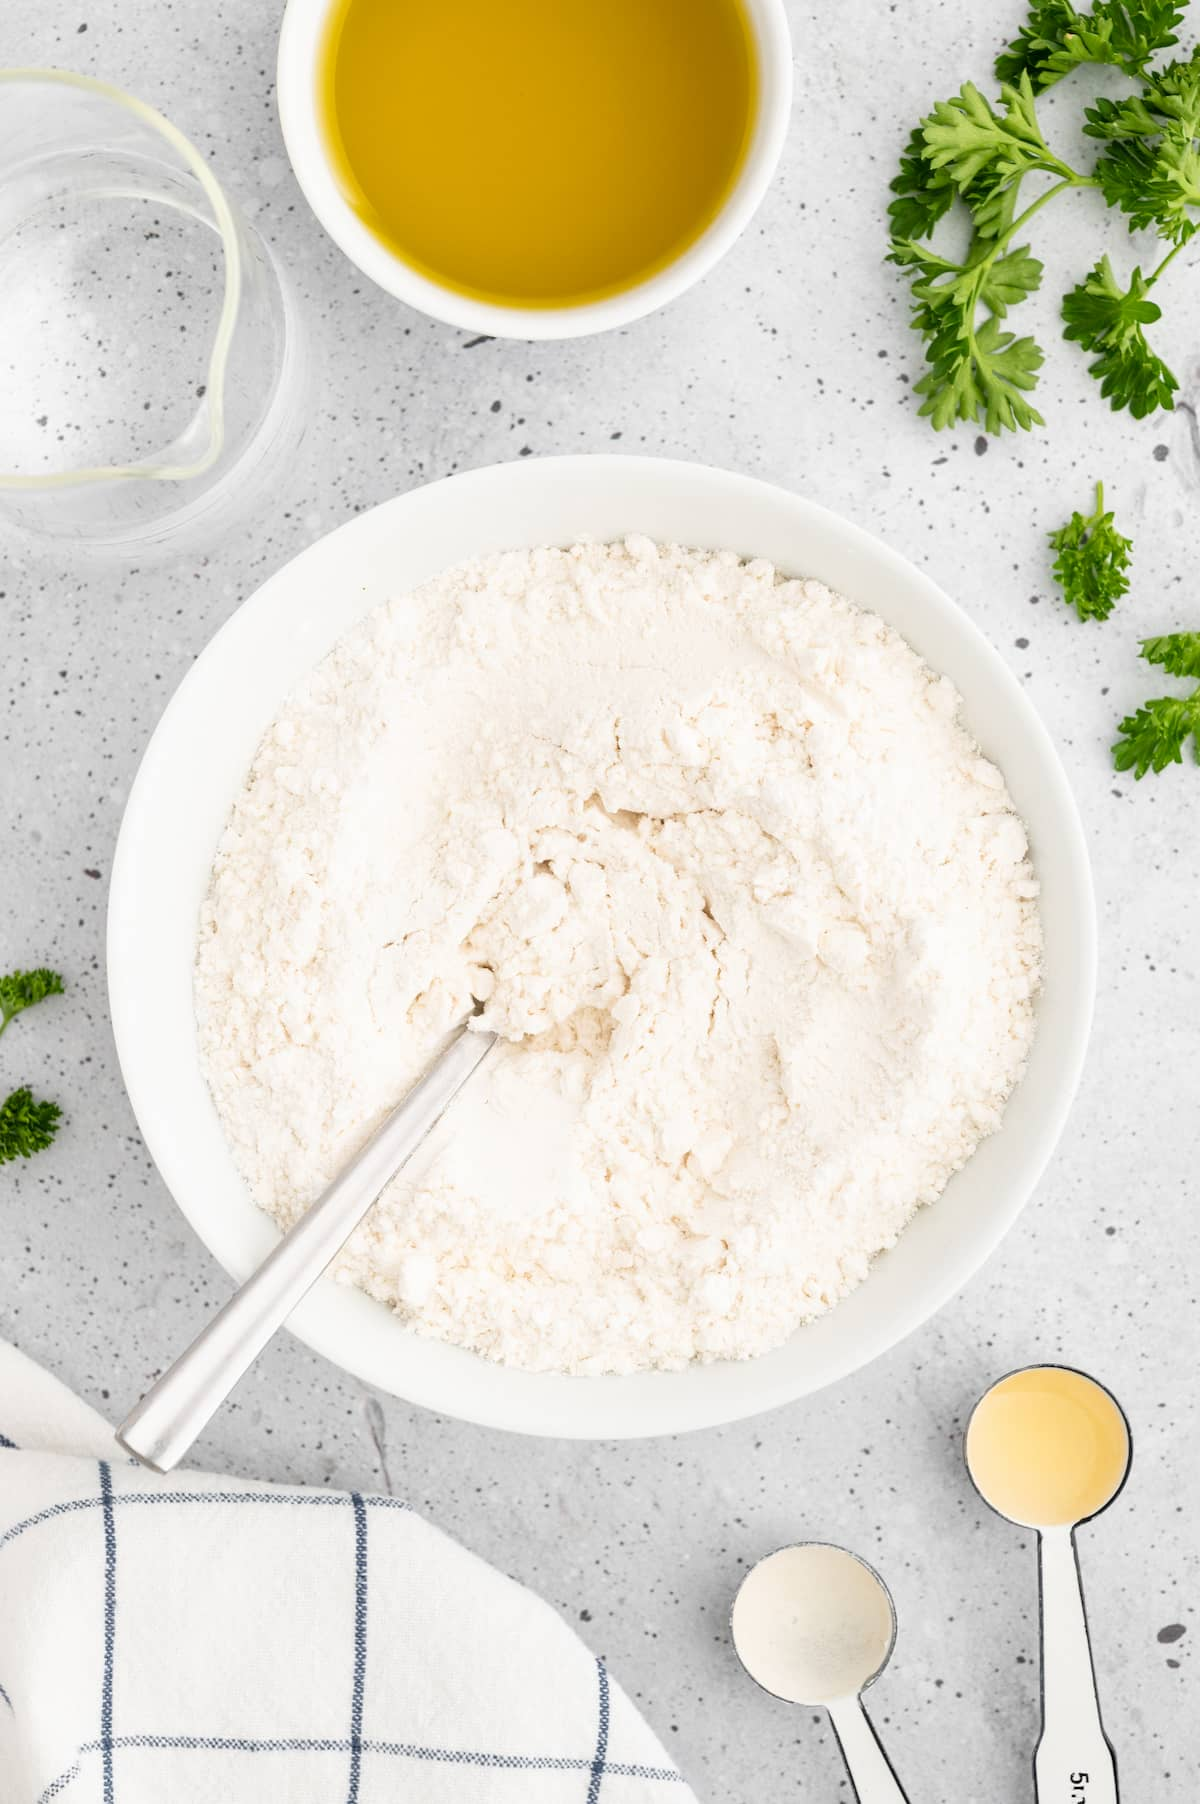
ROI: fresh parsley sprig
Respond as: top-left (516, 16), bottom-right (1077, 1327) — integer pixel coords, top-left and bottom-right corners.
top-left (0, 1087), bottom-right (62, 1164)
top-left (0, 967), bottom-right (65, 1164)
top-left (1061, 256), bottom-right (1180, 414)
top-left (891, 7), bottom-right (1197, 433)
top-left (1086, 51), bottom-right (1200, 242)
top-left (887, 240), bottom-right (1047, 431)
top-left (889, 78), bottom-right (1096, 433)
top-left (887, 73), bottom-right (1088, 434)
top-left (1114, 632), bottom-right (1200, 774)
top-left (997, 1), bottom-right (1186, 90)
top-left (0, 968), bottom-right (64, 1040)
top-left (1049, 482), bottom-right (1134, 619)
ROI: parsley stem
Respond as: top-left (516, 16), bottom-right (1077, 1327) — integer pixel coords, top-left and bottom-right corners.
top-left (955, 174), bottom-right (1099, 421)
top-left (1148, 239), bottom-right (1189, 286)
top-left (967, 177), bottom-right (1090, 314)
top-left (1003, 175), bottom-right (1095, 245)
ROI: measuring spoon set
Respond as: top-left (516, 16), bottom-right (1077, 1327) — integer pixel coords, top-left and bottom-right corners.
top-left (731, 1364), bottom-right (1130, 1803)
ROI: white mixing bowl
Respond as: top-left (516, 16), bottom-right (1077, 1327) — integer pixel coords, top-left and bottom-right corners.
top-left (108, 456), bottom-right (1096, 1437)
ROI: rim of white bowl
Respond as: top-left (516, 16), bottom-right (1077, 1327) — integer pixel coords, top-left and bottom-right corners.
top-left (108, 455), bottom-right (1097, 1438)
top-left (275, 0), bottom-right (794, 340)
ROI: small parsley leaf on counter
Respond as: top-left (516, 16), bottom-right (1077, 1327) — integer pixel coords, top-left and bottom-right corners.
top-left (0, 968), bottom-right (65, 1041)
top-left (0, 1087), bottom-right (62, 1163)
top-left (1049, 482), bottom-right (1133, 620)
top-left (1141, 630), bottom-right (1200, 674)
top-left (1114, 634), bottom-right (1200, 775)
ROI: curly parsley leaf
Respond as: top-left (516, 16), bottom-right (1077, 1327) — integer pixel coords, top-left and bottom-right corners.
top-left (1141, 630), bottom-right (1200, 676)
top-left (0, 1087), bottom-right (62, 1163)
top-left (922, 77), bottom-right (1078, 206)
top-left (997, 1), bottom-right (1184, 90)
top-left (914, 313), bottom-right (1046, 432)
top-left (1114, 633), bottom-right (1200, 776)
top-left (1087, 51), bottom-right (1200, 243)
top-left (889, 126), bottom-right (958, 239)
top-left (1049, 482), bottom-right (1133, 620)
top-left (0, 968), bottom-right (65, 1041)
top-left (890, 240), bottom-right (1046, 431)
top-left (1114, 692), bottom-right (1200, 773)
top-left (980, 244), bottom-right (1047, 312)
top-left (888, 126), bottom-right (1029, 245)
top-left (1061, 255), bottom-right (1179, 415)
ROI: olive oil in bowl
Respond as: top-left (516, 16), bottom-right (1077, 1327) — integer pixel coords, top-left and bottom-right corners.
top-left (317, 0), bottom-right (758, 310)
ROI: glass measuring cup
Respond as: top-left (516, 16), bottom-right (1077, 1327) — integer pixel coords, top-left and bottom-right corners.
top-left (967, 1365), bottom-right (1132, 1804)
top-left (731, 1542), bottom-right (910, 1802)
top-left (0, 69), bottom-right (305, 553)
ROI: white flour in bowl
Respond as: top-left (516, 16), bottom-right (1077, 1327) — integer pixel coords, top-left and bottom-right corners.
top-left (195, 538), bottom-right (1041, 1375)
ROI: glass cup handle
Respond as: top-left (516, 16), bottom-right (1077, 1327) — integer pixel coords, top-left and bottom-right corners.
top-left (0, 67), bottom-right (239, 487)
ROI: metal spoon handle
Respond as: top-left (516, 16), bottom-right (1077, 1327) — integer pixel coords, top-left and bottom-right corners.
top-left (1035, 1526), bottom-right (1119, 1804)
top-left (827, 1697), bottom-right (910, 1804)
top-left (117, 1021), bottom-right (497, 1473)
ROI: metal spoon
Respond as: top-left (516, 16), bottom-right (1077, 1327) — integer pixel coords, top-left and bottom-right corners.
top-left (966, 1365), bottom-right (1131, 1804)
top-left (731, 1541), bottom-right (910, 1802)
top-left (117, 1014), bottom-right (497, 1471)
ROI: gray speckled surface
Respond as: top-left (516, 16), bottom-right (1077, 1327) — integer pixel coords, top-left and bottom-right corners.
top-left (2, 1), bottom-right (1199, 1796)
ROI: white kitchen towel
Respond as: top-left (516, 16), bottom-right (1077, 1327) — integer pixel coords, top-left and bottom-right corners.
top-left (0, 1342), bottom-right (695, 1804)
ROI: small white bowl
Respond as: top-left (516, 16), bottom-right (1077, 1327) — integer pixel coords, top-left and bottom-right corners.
top-left (108, 457), bottom-right (1096, 1438)
top-left (276, 0), bottom-right (793, 339)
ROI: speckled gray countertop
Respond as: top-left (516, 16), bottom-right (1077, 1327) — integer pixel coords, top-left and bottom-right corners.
top-left (2, 1), bottom-right (1198, 1797)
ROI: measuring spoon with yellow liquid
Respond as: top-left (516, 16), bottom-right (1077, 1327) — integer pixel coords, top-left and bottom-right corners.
top-left (966, 1366), bottom-right (1132, 1804)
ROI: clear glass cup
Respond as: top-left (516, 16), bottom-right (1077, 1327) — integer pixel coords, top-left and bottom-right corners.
top-left (0, 69), bottom-right (306, 554)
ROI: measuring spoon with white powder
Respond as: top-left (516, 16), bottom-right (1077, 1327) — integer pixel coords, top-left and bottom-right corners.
top-left (117, 1014), bottom-right (496, 1470)
top-left (731, 1542), bottom-right (909, 1802)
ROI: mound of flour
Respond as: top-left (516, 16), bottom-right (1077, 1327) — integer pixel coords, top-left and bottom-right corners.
top-left (196, 538), bottom-right (1041, 1375)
